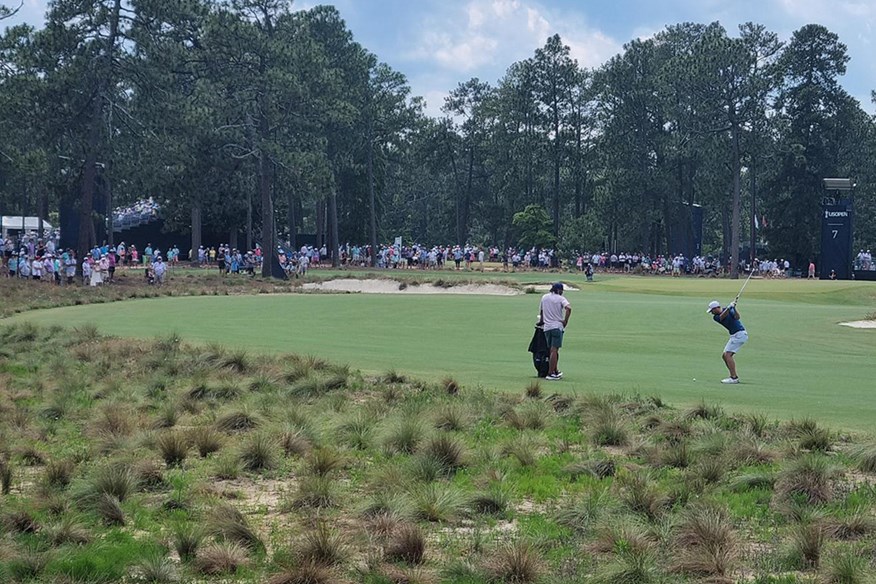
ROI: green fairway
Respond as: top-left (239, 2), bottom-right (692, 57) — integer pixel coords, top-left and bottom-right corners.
top-left (8, 276), bottom-right (876, 430)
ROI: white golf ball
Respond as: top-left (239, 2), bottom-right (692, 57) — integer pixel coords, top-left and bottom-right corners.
top-left (692, 378), bottom-right (696, 381)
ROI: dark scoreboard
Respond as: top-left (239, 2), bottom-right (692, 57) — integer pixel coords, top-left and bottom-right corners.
top-left (820, 200), bottom-right (853, 280)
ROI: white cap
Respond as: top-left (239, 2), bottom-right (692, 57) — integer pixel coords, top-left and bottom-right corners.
top-left (706, 300), bottom-right (721, 312)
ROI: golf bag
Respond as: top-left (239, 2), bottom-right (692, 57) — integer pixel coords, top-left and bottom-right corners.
top-left (527, 324), bottom-right (550, 378)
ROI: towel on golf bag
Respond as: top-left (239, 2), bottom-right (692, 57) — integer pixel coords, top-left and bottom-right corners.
top-left (527, 324), bottom-right (550, 378)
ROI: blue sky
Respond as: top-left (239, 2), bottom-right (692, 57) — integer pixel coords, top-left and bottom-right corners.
top-left (4, 0), bottom-right (875, 116)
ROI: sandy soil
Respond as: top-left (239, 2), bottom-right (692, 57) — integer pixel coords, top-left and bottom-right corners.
top-left (302, 278), bottom-right (520, 295)
top-left (839, 320), bottom-right (876, 329)
top-left (529, 283), bottom-right (580, 292)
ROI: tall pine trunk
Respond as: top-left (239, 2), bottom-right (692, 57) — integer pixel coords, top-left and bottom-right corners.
top-left (367, 120), bottom-right (378, 266)
top-left (730, 123), bottom-right (742, 279)
top-left (328, 182), bottom-right (339, 268)
top-left (190, 203), bottom-right (202, 265)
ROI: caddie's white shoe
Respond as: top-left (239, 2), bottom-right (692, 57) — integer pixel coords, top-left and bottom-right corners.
top-left (721, 377), bottom-right (739, 384)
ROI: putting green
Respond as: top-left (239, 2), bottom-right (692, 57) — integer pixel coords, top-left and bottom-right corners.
top-left (7, 277), bottom-right (876, 430)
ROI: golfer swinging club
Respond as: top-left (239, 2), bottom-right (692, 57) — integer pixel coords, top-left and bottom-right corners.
top-left (706, 299), bottom-right (748, 384)
top-left (540, 282), bottom-right (571, 381)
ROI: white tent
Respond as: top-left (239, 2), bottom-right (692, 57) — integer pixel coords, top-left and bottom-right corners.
top-left (1, 216), bottom-right (54, 238)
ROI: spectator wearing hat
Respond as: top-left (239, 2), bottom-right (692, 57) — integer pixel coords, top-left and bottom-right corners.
top-left (152, 255), bottom-right (167, 286)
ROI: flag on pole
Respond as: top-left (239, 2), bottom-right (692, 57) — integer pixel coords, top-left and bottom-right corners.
top-left (754, 215), bottom-right (759, 230)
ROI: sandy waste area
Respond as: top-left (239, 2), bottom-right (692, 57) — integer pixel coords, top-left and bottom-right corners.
top-left (839, 320), bottom-right (876, 329)
top-left (302, 278), bottom-right (521, 295)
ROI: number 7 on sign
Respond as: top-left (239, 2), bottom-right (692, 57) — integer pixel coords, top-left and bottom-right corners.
top-left (832, 230), bottom-right (838, 239)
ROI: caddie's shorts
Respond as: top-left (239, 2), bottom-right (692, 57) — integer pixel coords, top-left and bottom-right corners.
top-left (724, 330), bottom-right (748, 354)
top-left (544, 328), bottom-right (564, 349)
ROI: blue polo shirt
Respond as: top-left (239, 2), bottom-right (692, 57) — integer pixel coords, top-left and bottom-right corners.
top-left (714, 307), bottom-right (745, 334)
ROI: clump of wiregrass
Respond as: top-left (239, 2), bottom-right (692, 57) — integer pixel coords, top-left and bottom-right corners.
top-left (729, 471), bottom-right (775, 492)
top-left (470, 484), bottom-right (511, 516)
top-left (215, 409), bottom-right (260, 433)
top-left (383, 369), bottom-right (408, 384)
top-left (43, 515), bottom-right (90, 546)
top-left (77, 463), bottom-right (138, 503)
top-left (442, 376), bottom-right (460, 396)
top-left (409, 483), bottom-right (465, 522)
top-left (524, 380), bottom-right (542, 399)
top-left (788, 417), bottom-right (832, 451)
top-left (500, 435), bottom-right (540, 467)
top-left (190, 426), bottom-right (224, 457)
top-left (281, 427), bottom-right (312, 458)
top-left (172, 523), bottom-right (204, 562)
top-left (2, 509), bottom-right (40, 534)
top-left (670, 501), bottom-right (738, 578)
top-left (15, 444), bottom-right (45, 466)
top-left (590, 547), bottom-right (660, 584)
top-left (268, 562), bottom-right (337, 584)
top-left (556, 487), bottom-right (612, 533)
top-left (306, 447), bottom-right (345, 477)
top-left (298, 521), bottom-right (349, 566)
top-left (825, 505), bottom-right (876, 540)
top-left (588, 516), bottom-right (655, 556)
top-left (96, 493), bottom-right (126, 526)
top-left (287, 475), bottom-right (339, 509)
top-left (564, 458), bottom-right (616, 481)
top-left (383, 417), bottom-right (425, 455)
top-left (385, 522), bottom-right (427, 565)
top-left (433, 403), bottom-right (468, 431)
top-left (616, 470), bottom-right (668, 522)
top-left (483, 540), bottom-right (544, 583)
top-left (685, 400), bottom-right (724, 421)
top-left (135, 552), bottom-right (180, 583)
top-left (195, 541), bottom-right (249, 575)
top-left (0, 458), bottom-right (12, 494)
top-left (239, 433), bottom-right (278, 472)
top-left (822, 549), bottom-right (872, 583)
top-left (592, 412), bottom-right (629, 447)
top-left (155, 431), bottom-right (188, 467)
top-left (421, 434), bottom-right (467, 475)
top-left (213, 453), bottom-right (242, 480)
top-left (336, 412), bottom-right (376, 450)
top-left (786, 520), bottom-right (826, 569)
top-left (774, 453), bottom-right (839, 506)
top-left (42, 459), bottom-right (75, 490)
top-left (851, 442), bottom-right (876, 473)
top-left (504, 400), bottom-right (552, 431)
top-left (206, 503), bottom-right (264, 552)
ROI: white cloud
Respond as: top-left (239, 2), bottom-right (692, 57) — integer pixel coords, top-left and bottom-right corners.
top-left (407, 0), bottom-right (622, 76)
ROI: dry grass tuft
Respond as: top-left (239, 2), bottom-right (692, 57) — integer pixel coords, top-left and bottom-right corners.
top-left (484, 541), bottom-right (544, 583)
top-left (671, 502), bottom-right (737, 578)
top-left (195, 541), bottom-right (249, 575)
top-left (385, 523), bottom-right (426, 565)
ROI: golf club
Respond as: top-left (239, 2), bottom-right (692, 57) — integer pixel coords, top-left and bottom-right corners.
top-left (733, 260), bottom-right (757, 305)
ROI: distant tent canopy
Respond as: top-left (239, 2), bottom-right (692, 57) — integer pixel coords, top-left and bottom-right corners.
top-left (1, 216), bottom-right (54, 238)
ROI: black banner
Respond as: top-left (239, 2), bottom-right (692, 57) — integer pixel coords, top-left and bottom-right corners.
top-left (820, 201), bottom-right (853, 280)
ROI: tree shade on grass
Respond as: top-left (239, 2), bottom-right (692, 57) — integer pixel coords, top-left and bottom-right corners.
top-left (8, 277), bottom-right (876, 430)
